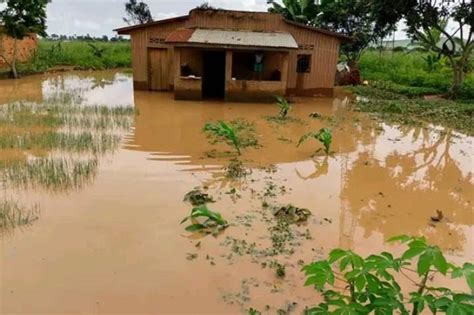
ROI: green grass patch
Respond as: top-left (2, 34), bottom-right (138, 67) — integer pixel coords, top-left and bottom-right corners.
top-left (359, 51), bottom-right (474, 100)
top-left (13, 40), bottom-right (131, 75)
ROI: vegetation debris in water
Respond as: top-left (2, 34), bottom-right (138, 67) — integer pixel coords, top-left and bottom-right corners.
top-left (271, 205), bottom-right (312, 224)
top-left (183, 189), bottom-right (215, 206)
top-left (225, 158), bottom-right (250, 179)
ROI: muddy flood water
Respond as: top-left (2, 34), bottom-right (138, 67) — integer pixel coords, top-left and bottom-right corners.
top-left (1, 70), bottom-right (473, 314)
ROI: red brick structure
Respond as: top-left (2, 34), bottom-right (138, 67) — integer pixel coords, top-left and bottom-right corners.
top-left (0, 31), bottom-right (38, 68)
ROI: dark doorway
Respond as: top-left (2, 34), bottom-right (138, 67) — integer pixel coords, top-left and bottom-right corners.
top-left (202, 51), bottom-right (226, 99)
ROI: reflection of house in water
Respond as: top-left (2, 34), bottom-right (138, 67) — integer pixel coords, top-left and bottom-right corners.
top-left (115, 8), bottom-right (350, 102)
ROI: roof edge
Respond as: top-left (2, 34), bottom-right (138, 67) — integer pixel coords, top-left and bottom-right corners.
top-left (114, 15), bottom-right (189, 34)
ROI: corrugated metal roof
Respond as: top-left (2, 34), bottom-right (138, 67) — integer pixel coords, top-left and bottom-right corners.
top-left (166, 28), bottom-right (298, 49)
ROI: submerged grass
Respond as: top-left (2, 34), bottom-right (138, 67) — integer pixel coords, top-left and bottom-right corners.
top-left (3, 157), bottom-right (99, 190)
top-left (0, 199), bottom-right (39, 233)
top-left (0, 97), bottom-right (135, 190)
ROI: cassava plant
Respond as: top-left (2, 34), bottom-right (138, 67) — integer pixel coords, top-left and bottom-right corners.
top-left (302, 235), bottom-right (474, 315)
top-left (298, 128), bottom-right (333, 155)
top-left (180, 205), bottom-right (229, 236)
top-left (275, 96), bottom-right (291, 119)
top-left (203, 121), bottom-right (241, 155)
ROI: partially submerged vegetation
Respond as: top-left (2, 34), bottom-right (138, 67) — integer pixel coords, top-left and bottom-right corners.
top-left (0, 199), bottom-right (39, 233)
top-left (0, 92), bottom-right (135, 233)
top-left (298, 128), bottom-right (333, 155)
top-left (181, 205), bottom-right (229, 236)
top-left (0, 98), bottom-right (135, 190)
top-left (350, 85), bottom-right (474, 135)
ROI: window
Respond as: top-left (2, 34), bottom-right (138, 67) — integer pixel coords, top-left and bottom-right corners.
top-left (297, 54), bottom-right (311, 73)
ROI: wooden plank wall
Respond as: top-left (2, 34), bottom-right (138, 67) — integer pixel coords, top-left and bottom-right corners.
top-left (128, 10), bottom-right (341, 91)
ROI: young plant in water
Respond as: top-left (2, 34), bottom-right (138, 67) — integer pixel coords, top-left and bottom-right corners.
top-left (275, 96), bottom-right (291, 119)
top-left (302, 235), bottom-right (474, 315)
top-left (203, 121), bottom-right (241, 155)
top-left (298, 128), bottom-right (333, 155)
top-left (181, 205), bottom-right (229, 236)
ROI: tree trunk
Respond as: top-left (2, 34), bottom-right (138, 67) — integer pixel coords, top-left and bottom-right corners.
top-left (11, 38), bottom-right (19, 79)
top-left (451, 65), bottom-right (464, 97)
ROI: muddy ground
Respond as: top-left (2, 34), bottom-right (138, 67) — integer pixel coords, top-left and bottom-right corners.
top-left (0, 71), bottom-right (472, 314)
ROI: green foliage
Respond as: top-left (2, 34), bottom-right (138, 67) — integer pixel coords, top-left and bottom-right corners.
top-left (0, 0), bottom-right (50, 39)
top-left (203, 121), bottom-right (242, 155)
top-left (267, 0), bottom-right (319, 25)
top-left (372, 0), bottom-right (473, 95)
top-left (21, 40), bottom-right (132, 73)
top-left (0, 0), bottom-right (50, 77)
top-left (180, 205), bottom-right (229, 236)
top-left (275, 96), bottom-right (291, 119)
top-left (183, 189), bottom-right (215, 206)
top-left (303, 235), bottom-right (474, 314)
top-left (298, 128), bottom-right (333, 155)
top-left (359, 51), bottom-right (474, 100)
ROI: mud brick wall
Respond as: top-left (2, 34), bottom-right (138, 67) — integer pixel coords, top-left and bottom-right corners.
top-left (0, 33), bottom-right (38, 68)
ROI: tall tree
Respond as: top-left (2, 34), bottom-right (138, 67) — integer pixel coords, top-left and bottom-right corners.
top-left (373, 0), bottom-right (473, 96)
top-left (0, 0), bottom-right (50, 79)
top-left (123, 0), bottom-right (153, 25)
top-left (267, 0), bottom-right (319, 25)
top-left (316, 1), bottom-right (395, 65)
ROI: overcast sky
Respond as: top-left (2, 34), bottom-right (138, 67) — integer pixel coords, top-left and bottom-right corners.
top-left (25, 0), bottom-right (411, 39)
top-left (46, 0), bottom-right (268, 37)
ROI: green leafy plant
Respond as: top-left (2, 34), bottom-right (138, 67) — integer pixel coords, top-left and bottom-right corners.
top-left (203, 121), bottom-right (241, 155)
top-left (275, 96), bottom-right (291, 119)
top-left (180, 205), bottom-right (229, 236)
top-left (302, 235), bottom-right (474, 315)
top-left (298, 128), bottom-right (333, 155)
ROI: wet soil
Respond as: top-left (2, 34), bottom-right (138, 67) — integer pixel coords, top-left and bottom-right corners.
top-left (1, 70), bottom-right (473, 314)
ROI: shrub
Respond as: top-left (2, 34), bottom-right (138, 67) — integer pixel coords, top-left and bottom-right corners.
top-left (303, 235), bottom-right (474, 314)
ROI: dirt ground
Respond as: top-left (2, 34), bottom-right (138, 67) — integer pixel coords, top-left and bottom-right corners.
top-left (1, 71), bottom-right (472, 314)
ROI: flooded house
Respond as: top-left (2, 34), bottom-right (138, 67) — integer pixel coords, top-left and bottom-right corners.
top-left (115, 8), bottom-right (349, 102)
top-left (0, 29), bottom-right (38, 68)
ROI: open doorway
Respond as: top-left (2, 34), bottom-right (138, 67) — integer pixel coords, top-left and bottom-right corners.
top-left (202, 51), bottom-right (226, 99)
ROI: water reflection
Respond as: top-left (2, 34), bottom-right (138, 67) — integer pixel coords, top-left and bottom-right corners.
top-left (0, 70), bottom-right (133, 107)
top-left (1, 70), bottom-right (472, 254)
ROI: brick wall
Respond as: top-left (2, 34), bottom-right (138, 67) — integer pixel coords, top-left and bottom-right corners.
top-left (0, 33), bottom-right (38, 68)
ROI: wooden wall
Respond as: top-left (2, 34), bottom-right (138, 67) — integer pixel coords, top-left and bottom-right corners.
top-left (125, 9), bottom-right (341, 94)
top-left (0, 33), bottom-right (38, 68)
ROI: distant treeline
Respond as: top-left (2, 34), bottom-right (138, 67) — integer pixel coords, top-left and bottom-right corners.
top-left (46, 34), bottom-right (130, 42)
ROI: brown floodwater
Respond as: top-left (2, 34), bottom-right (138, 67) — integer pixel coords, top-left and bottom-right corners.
top-left (1, 70), bottom-right (473, 314)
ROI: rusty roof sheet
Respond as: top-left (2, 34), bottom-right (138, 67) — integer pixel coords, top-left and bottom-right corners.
top-left (166, 28), bottom-right (298, 49)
